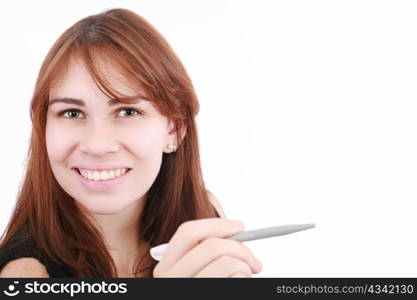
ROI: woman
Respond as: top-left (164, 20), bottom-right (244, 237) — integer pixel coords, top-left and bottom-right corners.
top-left (0, 8), bottom-right (262, 278)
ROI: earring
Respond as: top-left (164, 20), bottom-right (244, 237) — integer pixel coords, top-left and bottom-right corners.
top-left (167, 144), bottom-right (177, 152)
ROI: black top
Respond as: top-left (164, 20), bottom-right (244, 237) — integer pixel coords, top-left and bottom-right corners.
top-left (0, 237), bottom-right (76, 277)
top-left (0, 209), bottom-right (221, 278)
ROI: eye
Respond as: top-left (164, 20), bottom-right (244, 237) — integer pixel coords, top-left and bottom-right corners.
top-left (58, 109), bottom-right (83, 119)
top-left (116, 107), bottom-right (142, 118)
top-left (57, 107), bottom-right (143, 119)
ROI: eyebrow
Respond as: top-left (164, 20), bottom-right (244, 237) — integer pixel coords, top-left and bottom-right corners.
top-left (48, 96), bottom-right (146, 107)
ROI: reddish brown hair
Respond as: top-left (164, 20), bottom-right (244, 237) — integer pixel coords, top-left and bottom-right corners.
top-left (0, 8), bottom-right (218, 277)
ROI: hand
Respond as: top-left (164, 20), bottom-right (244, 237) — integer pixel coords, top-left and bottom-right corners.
top-left (153, 218), bottom-right (263, 277)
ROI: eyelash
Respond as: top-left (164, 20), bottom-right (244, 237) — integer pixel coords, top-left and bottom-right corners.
top-left (57, 107), bottom-right (143, 119)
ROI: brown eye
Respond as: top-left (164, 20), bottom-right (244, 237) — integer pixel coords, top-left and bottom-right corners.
top-left (117, 107), bottom-right (142, 118)
top-left (59, 109), bottom-right (83, 119)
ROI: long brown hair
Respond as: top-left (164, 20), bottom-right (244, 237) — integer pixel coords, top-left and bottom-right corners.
top-left (0, 8), bottom-right (218, 277)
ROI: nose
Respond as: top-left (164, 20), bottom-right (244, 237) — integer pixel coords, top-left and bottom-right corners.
top-left (79, 122), bottom-right (120, 156)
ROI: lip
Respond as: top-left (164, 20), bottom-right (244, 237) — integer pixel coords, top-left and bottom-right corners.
top-left (72, 167), bottom-right (132, 192)
top-left (71, 164), bottom-right (131, 172)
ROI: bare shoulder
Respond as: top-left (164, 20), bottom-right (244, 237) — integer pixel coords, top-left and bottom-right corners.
top-left (0, 257), bottom-right (50, 278)
top-left (207, 190), bottom-right (227, 219)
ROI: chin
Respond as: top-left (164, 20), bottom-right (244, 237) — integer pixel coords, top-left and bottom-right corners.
top-left (85, 206), bottom-right (123, 215)
top-left (74, 196), bottom-right (135, 215)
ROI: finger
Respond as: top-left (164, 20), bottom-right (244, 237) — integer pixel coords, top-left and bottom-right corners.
top-left (230, 272), bottom-right (251, 278)
top-left (156, 218), bottom-right (244, 271)
top-left (194, 255), bottom-right (252, 278)
top-left (171, 237), bottom-right (262, 276)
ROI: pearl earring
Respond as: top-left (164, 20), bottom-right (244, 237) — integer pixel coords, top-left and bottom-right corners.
top-left (167, 144), bottom-right (177, 152)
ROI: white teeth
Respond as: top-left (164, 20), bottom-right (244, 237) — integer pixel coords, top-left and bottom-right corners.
top-left (77, 168), bottom-right (129, 181)
top-left (100, 171), bottom-right (108, 180)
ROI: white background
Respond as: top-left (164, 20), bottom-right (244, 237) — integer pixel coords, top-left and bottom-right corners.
top-left (0, 0), bottom-right (416, 276)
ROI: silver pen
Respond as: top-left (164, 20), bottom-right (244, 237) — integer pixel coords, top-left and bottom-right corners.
top-left (150, 222), bottom-right (315, 261)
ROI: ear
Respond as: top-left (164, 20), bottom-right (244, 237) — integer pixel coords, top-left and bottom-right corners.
top-left (164, 120), bottom-right (187, 153)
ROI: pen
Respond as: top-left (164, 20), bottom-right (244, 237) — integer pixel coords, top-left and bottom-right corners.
top-left (150, 222), bottom-right (315, 261)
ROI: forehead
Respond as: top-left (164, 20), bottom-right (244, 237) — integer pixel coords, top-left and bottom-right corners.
top-left (49, 56), bottom-right (143, 100)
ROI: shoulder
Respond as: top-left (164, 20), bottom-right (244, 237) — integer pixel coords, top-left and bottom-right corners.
top-left (0, 257), bottom-right (50, 278)
top-left (207, 190), bottom-right (227, 219)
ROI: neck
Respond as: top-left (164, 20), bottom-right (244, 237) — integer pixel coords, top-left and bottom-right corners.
top-left (86, 198), bottom-right (147, 277)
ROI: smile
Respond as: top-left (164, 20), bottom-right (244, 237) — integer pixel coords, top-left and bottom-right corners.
top-left (72, 168), bottom-right (132, 192)
top-left (76, 167), bottom-right (130, 181)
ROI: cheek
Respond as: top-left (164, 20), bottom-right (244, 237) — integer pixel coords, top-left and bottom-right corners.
top-left (122, 123), bottom-right (167, 155)
top-left (121, 125), bottom-right (166, 184)
top-left (45, 121), bottom-right (73, 164)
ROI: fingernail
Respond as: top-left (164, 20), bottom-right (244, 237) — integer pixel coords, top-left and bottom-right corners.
top-left (255, 258), bottom-right (263, 273)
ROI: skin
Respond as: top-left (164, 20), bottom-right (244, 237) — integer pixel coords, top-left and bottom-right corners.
top-left (43, 56), bottom-right (262, 278)
top-left (153, 218), bottom-right (263, 277)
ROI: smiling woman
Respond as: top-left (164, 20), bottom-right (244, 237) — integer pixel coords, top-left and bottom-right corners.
top-left (0, 8), bottom-right (261, 279)
top-left (45, 56), bottom-right (176, 207)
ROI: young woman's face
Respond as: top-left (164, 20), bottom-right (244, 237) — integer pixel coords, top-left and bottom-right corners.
top-left (46, 58), bottom-right (176, 215)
